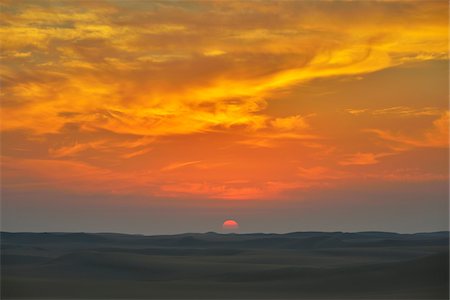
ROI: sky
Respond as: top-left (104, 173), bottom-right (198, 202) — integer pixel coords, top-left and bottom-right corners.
top-left (1, 0), bottom-right (448, 234)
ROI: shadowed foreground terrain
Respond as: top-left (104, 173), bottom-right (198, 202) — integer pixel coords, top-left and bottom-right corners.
top-left (1, 231), bottom-right (449, 299)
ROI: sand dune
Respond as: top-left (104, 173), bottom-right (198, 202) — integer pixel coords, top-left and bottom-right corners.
top-left (1, 231), bottom-right (448, 299)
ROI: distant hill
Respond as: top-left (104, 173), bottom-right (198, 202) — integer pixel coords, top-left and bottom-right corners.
top-left (1, 231), bottom-right (448, 299)
top-left (2, 230), bottom-right (448, 249)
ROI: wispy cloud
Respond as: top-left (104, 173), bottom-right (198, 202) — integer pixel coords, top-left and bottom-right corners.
top-left (366, 112), bottom-right (449, 149)
top-left (161, 161), bottom-right (202, 172)
top-left (346, 107), bottom-right (444, 117)
top-left (339, 152), bottom-right (394, 166)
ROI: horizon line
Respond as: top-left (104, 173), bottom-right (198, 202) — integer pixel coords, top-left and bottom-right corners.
top-left (2, 230), bottom-right (449, 237)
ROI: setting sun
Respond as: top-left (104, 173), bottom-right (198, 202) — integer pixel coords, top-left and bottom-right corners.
top-left (223, 220), bottom-right (239, 231)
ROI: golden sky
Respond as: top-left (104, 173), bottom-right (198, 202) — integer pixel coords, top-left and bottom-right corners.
top-left (0, 0), bottom-right (448, 232)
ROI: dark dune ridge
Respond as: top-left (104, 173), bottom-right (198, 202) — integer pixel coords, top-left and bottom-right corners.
top-left (1, 231), bottom-right (449, 299)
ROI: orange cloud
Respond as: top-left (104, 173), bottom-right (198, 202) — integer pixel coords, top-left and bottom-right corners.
top-left (367, 112), bottom-right (449, 149)
top-left (297, 167), bottom-right (351, 181)
top-left (161, 161), bottom-right (202, 172)
top-left (339, 152), bottom-right (393, 166)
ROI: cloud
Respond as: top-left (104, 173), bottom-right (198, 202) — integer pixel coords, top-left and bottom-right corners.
top-left (122, 147), bottom-right (152, 159)
top-left (339, 152), bottom-right (393, 166)
top-left (49, 143), bottom-right (93, 158)
top-left (366, 112), bottom-right (449, 149)
top-left (203, 49), bottom-right (226, 57)
top-left (1, 156), bottom-right (135, 194)
top-left (346, 106), bottom-right (443, 117)
top-left (297, 166), bottom-right (351, 181)
top-left (271, 115), bottom-right (309, 131)
top-left (238, 132), bottom-right (319, 148)
top-left (159, 180), bottom-right (307, 200)
top-left (364, 168), bottom-right (448, 183)
top-left (346, 109), bottom-right (369, 116)
top-left (161, 160), bottom-right (202, 172)
top-left (1, 1), bottom-right (447, 138)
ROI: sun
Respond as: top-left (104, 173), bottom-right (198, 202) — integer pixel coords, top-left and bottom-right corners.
top-left (222, 219), bottom-right (239, 231)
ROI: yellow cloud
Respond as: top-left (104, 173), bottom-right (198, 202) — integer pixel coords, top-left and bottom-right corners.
top-left (271, 115), bottom-right (309, 131)
top-left (347, 107), bottom-right (444, 117)
top-left (203, 50), bottom-right (226, 57)
top-left (1, 0), bottom-right (447, 138)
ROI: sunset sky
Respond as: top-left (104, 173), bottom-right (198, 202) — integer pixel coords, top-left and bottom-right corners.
top-left (1, 0), bottom-right (448, 234)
